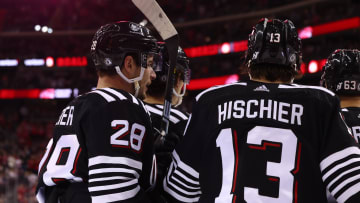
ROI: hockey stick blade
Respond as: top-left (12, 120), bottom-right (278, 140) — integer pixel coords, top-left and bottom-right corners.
top-left (132, 0), bottom-right (179, 136)
top-left (131, 0), bottom-right (177, 40)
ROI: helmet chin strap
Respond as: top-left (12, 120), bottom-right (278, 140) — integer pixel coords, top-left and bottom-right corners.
top-left (134, 81), bottom-right (140, 98)
top-left (115, 66), bottom-right (144, 98)
top-left (172, 84), bottom-right (187, 107)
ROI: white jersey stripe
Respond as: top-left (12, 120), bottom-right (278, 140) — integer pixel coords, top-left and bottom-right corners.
top-left (155, 105), bottom-right (188, 120)
top-left (165, 164), bottom-right (201, 196)
top-left (88, 179), bottom-right (138, 192)
top-left (323, 157), bottom-right (360, 180)
top-left (337, 182), bottom-right (360, 203)
top-left (183, 114), bottom-right (192, 136)
top-left (145, 104), bottom-right (180, 124)
top-left (91, 185), bottom-right (140, 203)
top-left (163, 162), bottom-right (201, 202)
top-left (279, 84), bottom-right (335, 96)
top-left (163, 181), bottom-right (200, 202)
top-left (89, 176), bottom-right (132, 183)
top-left (92, 90), bottom-right (116, 102)
top-left (38, 138), bottom-right (53, 175)
top-left (89, 156), bottom-right (142, 170)
top-left (327, 166), bottom-right (360, 189)
top-left (89, 168), bottom-right (139, 178)
top-left (167, 177), bottom-right (201, 196)
top-left (172, 176), bottom-right (201, 190)
top-left (101, 88), bottom-right (127, 100)
top-left (36, 187), bottom-right (45, 203)
top-left (320, 147), bottom-right (360, 171)
top-left (173, 168), bottom-right (200, 185)
top-left (195, 82), bottom-right (247, 101)
top-left (331, 174), bottom-right (360, 198)
top-left (173, 151), bottom-right (199, 178)
top-left (129, 94), bottom-right (139, 105)
top-left (139, 100), bottom-right (150, 116)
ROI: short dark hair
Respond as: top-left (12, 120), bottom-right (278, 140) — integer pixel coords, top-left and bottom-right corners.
top-left (248, 63), bottom-right (298, 82)
top-left (147, 70), bottom-right (183, 98)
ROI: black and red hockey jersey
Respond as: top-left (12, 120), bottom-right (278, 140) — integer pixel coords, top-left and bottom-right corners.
top-left (144, 103), bottom-right (189, 138)
top-left (164, 81), bottom-right (360, 203)
top-left (37, 87), bottom-right (156, 203)
top-left (341, 107), bottom-right (360, 144)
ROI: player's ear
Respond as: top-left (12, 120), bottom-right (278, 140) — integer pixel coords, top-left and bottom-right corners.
top-left (123, 56), bottom-right (137, 76)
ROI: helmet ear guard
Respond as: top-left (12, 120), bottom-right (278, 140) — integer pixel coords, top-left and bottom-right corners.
top-left (321, 49), bottom-right (360, 96)
top-left (246, 18), bottom-right (302, 71)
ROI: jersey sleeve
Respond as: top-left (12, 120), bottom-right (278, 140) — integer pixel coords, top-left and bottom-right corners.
top-left (319, 97), bottom-right (360, 203)
top-left (81, 99), bottom-right (155, 203)
top-left (163, 98), bottom-right (212, 202)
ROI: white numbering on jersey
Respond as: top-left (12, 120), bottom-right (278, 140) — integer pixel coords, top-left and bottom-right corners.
top-left (215, 128), bottom-right (238, 202)
top-left (270, 33), bottom-right (280, 43)
top-left (111, 120), bottom-right (146, 152)
top-left (352, 126), bottom-right (360, 143)
top-left (43, 134), bottom-right (82, 186)
top-left (216, 126), bottom-right (298, 203)
top-left (344, 80), bottom-right (357, 90)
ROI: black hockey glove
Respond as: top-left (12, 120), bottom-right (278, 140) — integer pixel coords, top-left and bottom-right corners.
top-left (153, 128), bottom-right (181, 153)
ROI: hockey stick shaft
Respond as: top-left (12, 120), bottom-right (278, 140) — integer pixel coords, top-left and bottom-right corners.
top-left (131, 0), bottom-right (179, 136)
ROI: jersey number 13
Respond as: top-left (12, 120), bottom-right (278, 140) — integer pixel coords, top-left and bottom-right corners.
top-left (215, 126), bottom-right (300, 203)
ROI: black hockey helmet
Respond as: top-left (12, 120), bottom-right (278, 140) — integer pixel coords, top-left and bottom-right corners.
top-left (147, 43), bottom-right (191, 102)
top-left (245, 18), bottom-right (302, 71)
top-left (154, 42), bottom-right (191, 85)
top-left (90, 21), bottom-right (160, 71)
top-left (320, 49), bottom-right (360, 96)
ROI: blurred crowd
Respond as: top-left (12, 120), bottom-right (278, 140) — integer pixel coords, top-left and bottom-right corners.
top-left (0, 100), bottom-right (60, 203)
top-left (0, 66), bottom-right (96, 90)
top-left (0, 0), bottom-right (360, 202)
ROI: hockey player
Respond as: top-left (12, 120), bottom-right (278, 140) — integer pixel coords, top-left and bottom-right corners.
top-left (144, 43), bottom-right (190, 141)
top-left (321, 49), bottom-right (360, 144)
top-left (143, 43), bottom-right (191, 202)
top-left (36, 21), bottom-right (161, 203)
top-left (163, 19), bottom-right (360, 203)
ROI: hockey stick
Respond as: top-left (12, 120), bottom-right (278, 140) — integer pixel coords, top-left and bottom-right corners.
top-left (132, 0), bottom-right (179, 137)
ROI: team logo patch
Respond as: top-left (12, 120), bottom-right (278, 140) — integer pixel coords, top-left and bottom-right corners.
top-left (254, 85), bottom-right (270, 92)
top-left (91, 40), bottom-right (97, 51)
top-left (129, 22), bottom-right (144, 36)
top-left (252, 51), bottom-right (259, 60)
top-left (104, 58), bottom-right (112, 66)
top-left (289, 54), bottom-right (296, 63)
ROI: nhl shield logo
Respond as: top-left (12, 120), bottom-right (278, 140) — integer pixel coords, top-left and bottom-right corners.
top-left (129, 22), bottom-right (144, 36)
top-left (289, 54), bottom-right (296, 63)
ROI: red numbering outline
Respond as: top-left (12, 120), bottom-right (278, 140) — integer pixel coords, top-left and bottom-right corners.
top-left (247, 139), bottom-right (302, 203)
top-left (232, 130), bottom-right (239, 202)
top-left (56, 147), bottom-right (70, 165)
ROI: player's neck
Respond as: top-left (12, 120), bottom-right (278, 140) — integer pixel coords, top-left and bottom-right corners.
top-left (144, 96), bottom-right (164, 105)
top-left (340, 96), bottom-right (360, 108)
top-left (97, 74), bottom-right (134, 94)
